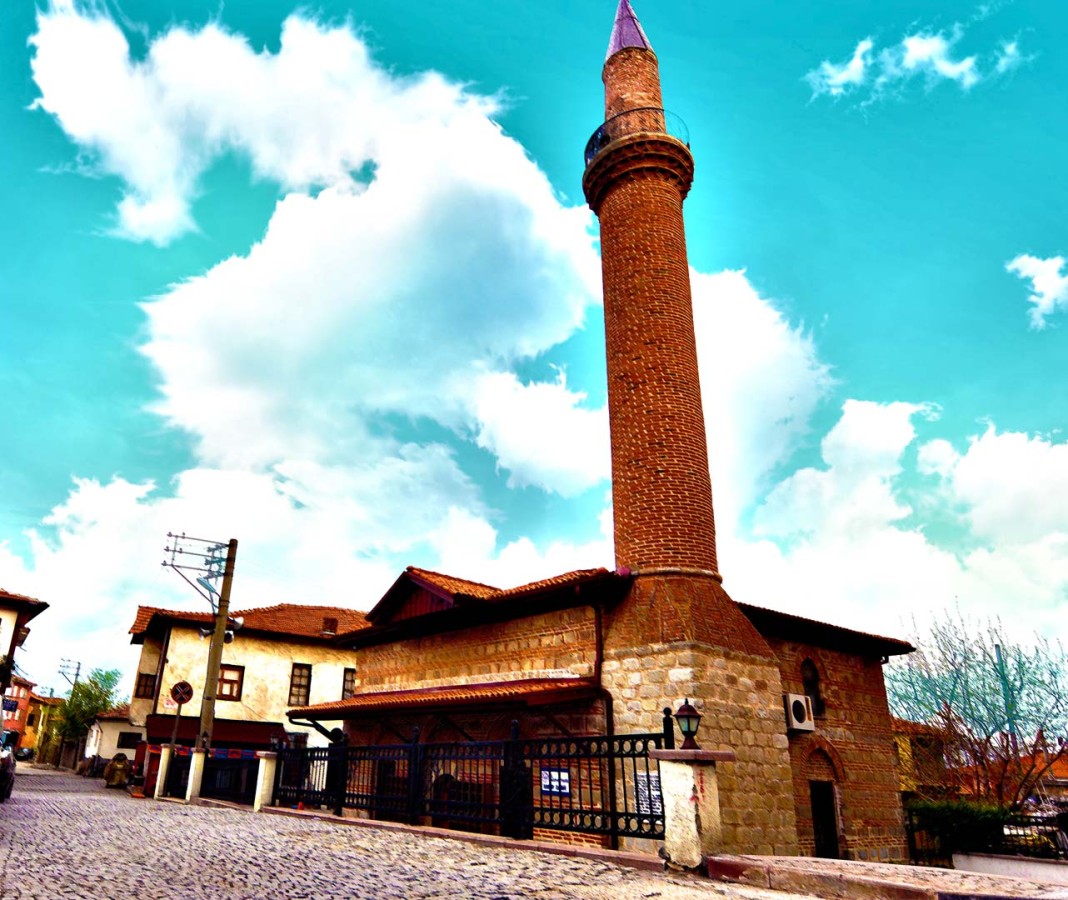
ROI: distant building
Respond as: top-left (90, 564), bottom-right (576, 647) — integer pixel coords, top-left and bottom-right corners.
top-left (2, 676), bottom-right (35, 747)
top-left (21, 692), bottom-right (63, 760)
top-left (85, 704), bottom-right (144, 769)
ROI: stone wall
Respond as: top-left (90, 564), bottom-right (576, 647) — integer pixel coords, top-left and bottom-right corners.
top-left (769, 637), bottom-right (907, 862)
top-left (355, 606), bottom-right (598, 693)
top-left (602, 640), bottom-right (799, 856)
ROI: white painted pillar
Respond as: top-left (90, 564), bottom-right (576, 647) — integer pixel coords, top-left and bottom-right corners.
top-left (650, 749), bottom-right (736, 869)
top-left (253, 752), bottom-right (278, 812)
top-left (154, 747), bottom-right (172, 800)
top-left (186, 748), bottom-right (206, 803)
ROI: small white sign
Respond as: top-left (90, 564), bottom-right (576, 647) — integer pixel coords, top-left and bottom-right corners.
top-left (635, 772), bottom-right (663, 816)
top-left (162, 696), bottom-right (178, 711)
top-left (540, 768), bottom-right (570, 796)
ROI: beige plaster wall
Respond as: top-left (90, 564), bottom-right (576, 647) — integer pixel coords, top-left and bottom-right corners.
top-left (155, 626), bottom-right (357, 747)
top-left (129, 637), bottom-right (163, 727)
top-left (0, 608), bottom-right (19, 662)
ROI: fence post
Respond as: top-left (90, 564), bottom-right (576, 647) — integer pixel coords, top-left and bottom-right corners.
top-left (500, 719), bottom-right (533, 840)
top-left (407, 726), bottom-right (422, 826)
top-left (253, 751), bottom-right (278, 812)
top-left (662, 707), bottom-right (675, 750)
top-left (328, 736), bottom-right (347, 818)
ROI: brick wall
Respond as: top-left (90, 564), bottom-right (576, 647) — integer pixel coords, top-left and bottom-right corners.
top-left (768, 638), bottom-right (907, 861)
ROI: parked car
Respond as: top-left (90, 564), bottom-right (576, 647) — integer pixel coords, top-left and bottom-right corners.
top-left (0, 730), bottom-right (16, 801)
top-left (14, 747), bottom-right (33, 762)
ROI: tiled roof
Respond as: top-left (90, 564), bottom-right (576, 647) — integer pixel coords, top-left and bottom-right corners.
top-left (130, 604), bottom-right (369, 640)
top-left (29, 693), bottom-right (62, 706)
top-left (95, 703), bottom-right (130, 721)
top-left (405, 567), bottom-right (498, 599)
top-left (0, 589), bottom-right (45, 606)
top-left (493, 568), bottom-right (615, 600)
top-left (893, 717), bottom-right (944, 736)
top-left (289, 677), bottom-right (599, 720)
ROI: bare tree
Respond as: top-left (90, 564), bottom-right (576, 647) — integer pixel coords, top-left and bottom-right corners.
top-left (886, 611), bottom-right (1068, 809)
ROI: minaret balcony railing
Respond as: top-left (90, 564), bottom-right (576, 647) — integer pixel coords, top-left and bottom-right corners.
top-left (584, 107), bottom-right (690, 166)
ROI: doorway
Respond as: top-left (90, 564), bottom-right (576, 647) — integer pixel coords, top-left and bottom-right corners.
top-left (809, 780), bottom-right (840, 858)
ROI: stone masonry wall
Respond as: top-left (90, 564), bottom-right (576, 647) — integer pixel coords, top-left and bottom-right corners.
top-left (769, 637), bottom-right (907, 862)
top-left (603, 640), bottom-right (800, 856)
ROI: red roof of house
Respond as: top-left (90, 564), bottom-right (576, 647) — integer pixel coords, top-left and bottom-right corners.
top-left (739, 602), bottom-right (914, 657)
top-left (0, 589), bottom-right (48, 621)
top-left (95, 703), bottom-right (130, 722)
top-left (289, 677), bottom-right (601, 720)
top-left (130, 603), bottom-right (370, 643)
top-left (29, 693), bottom-right (62, 707)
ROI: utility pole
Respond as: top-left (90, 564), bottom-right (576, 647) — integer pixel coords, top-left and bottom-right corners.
top-left (197, 538), bottom-right (237, 751)
top-left (58, 660), bottom-right (81, 688)
top-left (162, 533), bottom-right (240, 753)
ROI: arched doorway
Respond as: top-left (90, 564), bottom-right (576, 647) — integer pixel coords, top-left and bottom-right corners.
top-left (806, 748), bottom-right (841, 858)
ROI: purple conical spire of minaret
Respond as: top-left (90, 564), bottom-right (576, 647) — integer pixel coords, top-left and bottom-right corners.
top-left (606, 0), bottom-right (652, 60)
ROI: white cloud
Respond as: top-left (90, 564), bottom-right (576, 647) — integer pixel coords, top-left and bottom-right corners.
top-left (1006, 254), bottom-right (1068, 329)
top-left (692, 270), bottom-right (834, 529)
top-left (807, 24), bottom-right (1018, 102)
top-left (805, 38), bottom-right (873, 98)
top-left (469, 371), bottom-right (609, 497)
top-left (995, 40), bottom-right (1023, 74)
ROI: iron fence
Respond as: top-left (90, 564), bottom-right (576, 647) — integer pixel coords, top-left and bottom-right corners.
top-left (906, 807), bottom-right (1068, 866)
top-left (273, 715), bottom-right (672, 843)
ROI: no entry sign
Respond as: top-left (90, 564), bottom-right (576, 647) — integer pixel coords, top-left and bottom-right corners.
top-left (170, 681), bottom-right (194, 705)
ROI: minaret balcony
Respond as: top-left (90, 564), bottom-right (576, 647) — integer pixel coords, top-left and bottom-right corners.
top-left (584, 107), bottom-right (689, 166)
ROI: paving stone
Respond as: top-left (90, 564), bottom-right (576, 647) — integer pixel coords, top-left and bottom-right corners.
top-left (0, 769), bottom-right (813, 900)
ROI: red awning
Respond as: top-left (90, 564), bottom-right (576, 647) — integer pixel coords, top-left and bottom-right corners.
top-left (145, 714), bottom-right (288, 747)
top-left (290, 677), bottom-right (601, 721)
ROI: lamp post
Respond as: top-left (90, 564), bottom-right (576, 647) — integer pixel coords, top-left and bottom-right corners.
top-left (674, 699), bottom-right (702, 750)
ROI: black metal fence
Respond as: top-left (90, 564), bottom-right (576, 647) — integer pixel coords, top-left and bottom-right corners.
top-left (906, 807), bottom-right (1068, 867)
top-left (274, 717), bottom-right (672, 843)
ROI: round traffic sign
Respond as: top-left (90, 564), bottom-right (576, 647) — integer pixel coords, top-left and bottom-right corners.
top-left (171, 681), bottom-right (194, 705)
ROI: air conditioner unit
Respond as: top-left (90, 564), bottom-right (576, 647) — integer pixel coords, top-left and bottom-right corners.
top-left (784, 693), bottom-right (815, 732)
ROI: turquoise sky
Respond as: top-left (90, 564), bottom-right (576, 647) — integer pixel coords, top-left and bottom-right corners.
top-left (2, 0), bottom-right (1066, 689)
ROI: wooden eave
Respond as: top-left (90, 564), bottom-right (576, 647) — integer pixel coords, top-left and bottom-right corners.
top-left (739, 602), bottom-right (914, 659)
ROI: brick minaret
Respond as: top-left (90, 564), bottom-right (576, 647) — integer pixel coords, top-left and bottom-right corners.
top-left (584, 1), bottom-right (769, 657)
top-left (586, 4), bottom-right (799, 853)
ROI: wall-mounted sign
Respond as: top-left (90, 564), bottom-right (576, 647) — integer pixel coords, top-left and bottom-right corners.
top-left (635, 771), bottom-right (662, 816)
top-left (540, 767), bottom-right (570, 796)
top-left (1, 699), bottom-right (18, 712)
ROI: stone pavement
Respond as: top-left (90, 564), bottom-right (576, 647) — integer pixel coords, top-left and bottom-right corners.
top-left (0, 768), bottom-right (810, 900)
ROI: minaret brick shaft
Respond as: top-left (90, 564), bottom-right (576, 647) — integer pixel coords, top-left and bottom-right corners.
top-left (583, 1), bottom-right (717, 577)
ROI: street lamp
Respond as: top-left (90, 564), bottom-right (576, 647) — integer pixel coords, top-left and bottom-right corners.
top-left (674, 698), bottom-right (702, 750)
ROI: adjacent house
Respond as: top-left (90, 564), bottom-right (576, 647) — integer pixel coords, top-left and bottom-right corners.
top-left (0, 588), bottom-right (48, 693)
top-left (128, 603), bottom-right (368, 794)
top-left (2, 675), bottom-right (35, 747)
top-left (21, 692), bottom-right (63, 761)
top-left (84, 704), bottom-right (144, 771)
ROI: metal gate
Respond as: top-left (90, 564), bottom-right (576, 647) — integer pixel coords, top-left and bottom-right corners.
top-left (274, 715), bottom-right (672, 842)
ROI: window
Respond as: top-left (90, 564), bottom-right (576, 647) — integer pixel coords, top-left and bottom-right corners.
top-left (801, 659), bottom-right (825, 717)
top-left (134, 672), bottom-right (156, 700)
top-left (27, 713), bottom-right (35, 727)
top-left (288, 664), bottom-right (312, 706)
top-left (218, 665), bottom-right (244, 702)
top-left (117, 731), bottom-right (142, 749)
top-left (342, 668), bottom-right (356, 700)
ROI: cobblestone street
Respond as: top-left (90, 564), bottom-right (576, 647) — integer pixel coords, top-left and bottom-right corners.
top-left (0, 768), bottom-right (807, 900)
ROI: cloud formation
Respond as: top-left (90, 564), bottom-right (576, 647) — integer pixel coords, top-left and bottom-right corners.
top-left (806, 24), bottom-right (1020, 102)
top-left (1006, 254), bottom-right (1068, 328)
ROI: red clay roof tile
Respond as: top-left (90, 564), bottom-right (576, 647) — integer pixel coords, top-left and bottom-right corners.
top-left (129, 604), bottom-right (369, 640)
